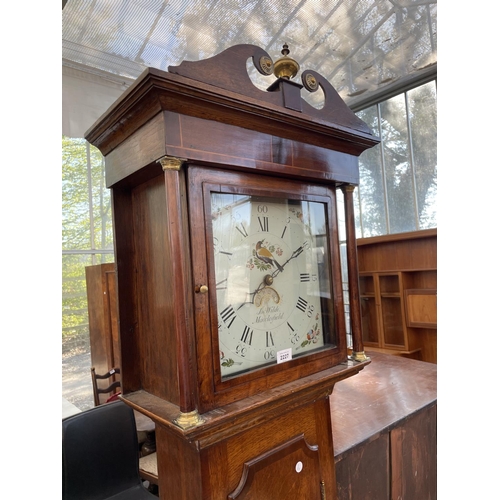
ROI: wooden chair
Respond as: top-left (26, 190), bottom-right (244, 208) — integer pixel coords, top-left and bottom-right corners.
top-left (62, 401), bottom-right (157, 499)
top-left (139, 452), bottom-right (159, 491)
top-left (91, 366), bottom-right (121, 406)
top-left (91, 367), bottom-right (158, 489)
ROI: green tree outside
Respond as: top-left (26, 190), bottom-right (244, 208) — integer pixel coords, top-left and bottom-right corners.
top-left (355, 81), bottom-right (437, 237)
top-left (62, 136), bottom-right (113, 350)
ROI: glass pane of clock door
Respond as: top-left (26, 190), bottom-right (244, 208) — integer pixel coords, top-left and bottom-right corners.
top-left (211, 192), bottom-right (337, 378)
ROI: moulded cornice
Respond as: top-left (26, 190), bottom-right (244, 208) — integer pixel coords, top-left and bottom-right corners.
top-left (85, 45), bottom-right (380, 157)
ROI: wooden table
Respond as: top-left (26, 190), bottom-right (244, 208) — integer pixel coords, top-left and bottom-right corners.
top-left (331, 351), bottom-right (437, 500)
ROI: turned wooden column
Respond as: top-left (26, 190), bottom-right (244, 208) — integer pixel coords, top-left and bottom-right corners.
top-left (341, 184), bottom-right (368, 361)
top-left (158, 156), bottom-right (202, 427)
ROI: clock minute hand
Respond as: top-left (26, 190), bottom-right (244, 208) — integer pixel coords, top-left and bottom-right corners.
top-left (271, 241), bottom-right (308, 278)
top-left (238, 242), bottom-right (308, 309)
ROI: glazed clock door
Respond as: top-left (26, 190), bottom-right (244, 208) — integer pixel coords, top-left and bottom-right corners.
top-left (188, 165), bottom-right (348, 412)
top-left (211, 192), bottom-right (329, 377)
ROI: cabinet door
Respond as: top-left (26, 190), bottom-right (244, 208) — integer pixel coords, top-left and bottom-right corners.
top-left (228, 435), bottom-right (323, 500)
top-left (359, 275), bottom-right (379, 346)
top-left (379, 274), bottom-right (407, 348)
top-left (86, 263), bottom-right (121, 374)
top-left (380, 296), bottom-right (405, 346)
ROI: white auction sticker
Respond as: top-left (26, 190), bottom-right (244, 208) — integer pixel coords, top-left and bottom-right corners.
top-left (277, 348), bottom-right (292, 364)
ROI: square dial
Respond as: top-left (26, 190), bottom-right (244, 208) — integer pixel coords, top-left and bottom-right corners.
top-left (211, 193), bottom-right (336, 378)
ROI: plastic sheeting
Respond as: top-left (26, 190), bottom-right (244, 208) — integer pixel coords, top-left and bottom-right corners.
top-left (62, 0), bottom-right (437, 135)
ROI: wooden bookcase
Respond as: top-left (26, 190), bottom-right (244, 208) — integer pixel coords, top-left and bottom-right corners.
top-left (356, 229), bottom-right (437, 363)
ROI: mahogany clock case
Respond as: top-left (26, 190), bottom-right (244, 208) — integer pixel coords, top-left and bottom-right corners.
top-left (84, 43), bottom-right (379, 416)
top-left (83, 43), bottom-right (381, 500)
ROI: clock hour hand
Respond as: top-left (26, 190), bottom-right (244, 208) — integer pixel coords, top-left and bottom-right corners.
top-left (237, 242), bottom-right (308, 310)
top-left (236, 280), bottom-right (267, 310)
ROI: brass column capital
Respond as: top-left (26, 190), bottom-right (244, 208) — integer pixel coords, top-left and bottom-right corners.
top-left (173, 409), bottom-right (205, 430)
top-left (342, 184), bottom-right (356, 194)
top-left (157, 155), bottom-right (187, 171)
top-left (350, 351), bottom-right (371, 362)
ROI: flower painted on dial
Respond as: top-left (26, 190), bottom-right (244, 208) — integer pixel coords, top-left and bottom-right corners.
top-left (221, 352), bottom-right (235, 368)
top-left (298, 323), bottom-right (321, 349)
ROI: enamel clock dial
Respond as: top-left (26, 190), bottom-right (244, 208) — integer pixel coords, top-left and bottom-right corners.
top-left (211, 192), bottom-right (336, 378)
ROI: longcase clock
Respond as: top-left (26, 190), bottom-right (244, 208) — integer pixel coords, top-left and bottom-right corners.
top-left (85, 43), bottom-right (380, 500)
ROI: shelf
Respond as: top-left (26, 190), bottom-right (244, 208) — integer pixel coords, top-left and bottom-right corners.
top-left (356, 228), bottom-right (437, 247)
top-left (364, 346), bottom-right (422, 356)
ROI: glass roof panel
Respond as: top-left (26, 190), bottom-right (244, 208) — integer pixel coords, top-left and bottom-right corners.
top-left (62, 0), bottom-right (437, 107)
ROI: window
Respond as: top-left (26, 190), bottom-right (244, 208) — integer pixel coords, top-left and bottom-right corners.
top-left (339, 80), bottom-right (437, 347)
top-left (354, 80), bottom-right (437, 237)
top-left (62, 136), bottom-right (113, 410)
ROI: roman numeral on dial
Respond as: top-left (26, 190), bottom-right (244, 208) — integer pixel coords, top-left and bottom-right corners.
top-left (258, 216), bottom-right (269, 232)
top-left (235, 223), bottom-right (248, 238)
top-left (216, 278), bottom-right (228, 290)
top-left (266, 331), bottom-right (274, 347)
top-left (221, 305), bottom-right (236, 328)
top-left (296, 296), bottom-right (308, 313)
top-left (241, 326), bottom-right (253, 345)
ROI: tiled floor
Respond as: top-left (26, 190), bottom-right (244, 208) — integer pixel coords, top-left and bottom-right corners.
top-left (62, 348), bottom-right (94, 411)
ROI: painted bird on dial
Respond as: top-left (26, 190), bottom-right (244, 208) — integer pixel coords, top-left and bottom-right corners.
top-left (255, 241), bottom-right (284, 272)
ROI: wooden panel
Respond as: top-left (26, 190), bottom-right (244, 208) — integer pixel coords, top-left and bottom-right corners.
top-left (330, 351), bottom-right (437, 459)
top-left (155, 425), bottom-right (203, 500)
top-left (203, 397), bottom-right (336, 499)
top-left (391, 405), bottom-right (437, 500)
top-left (151, 396), bottom-right (337, 499)
top-left (420, 330), bottom-right (436, 364)
top-left (357, 229), bottom-right (437, 273)
top-left (335, 433), bottom-right (390, 500)
top-left (130, 175), bottom-right (180, 404)
top-left (405, 289), bottom-right (437, 328)
top-left (228, 435), bottom-right (322, 499)
top-left (106, 112), bottom-right (166, 187)
top-left (331, 352), bottom-right (437, 500)
top-left (85, 263), bottom-right (120, 375)
top-left (178, 113), bottom-right (273, 163)
top-left (159, 112), bottom-right (360, 184)
top-left (111, 188), bottom-right (141, 393)
top-left (403, 270), bottom-right (437, 289)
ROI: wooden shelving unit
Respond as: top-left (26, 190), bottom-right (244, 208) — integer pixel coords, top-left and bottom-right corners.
top-left (357, 229), bottom-right (437, 363)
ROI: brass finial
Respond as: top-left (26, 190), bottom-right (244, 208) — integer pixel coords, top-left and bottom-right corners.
top-left (273, 44), bottom-right (300, 80)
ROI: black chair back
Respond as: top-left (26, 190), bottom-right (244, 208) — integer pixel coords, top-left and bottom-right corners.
top-left (62, 401), bottom-right (148, 500)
